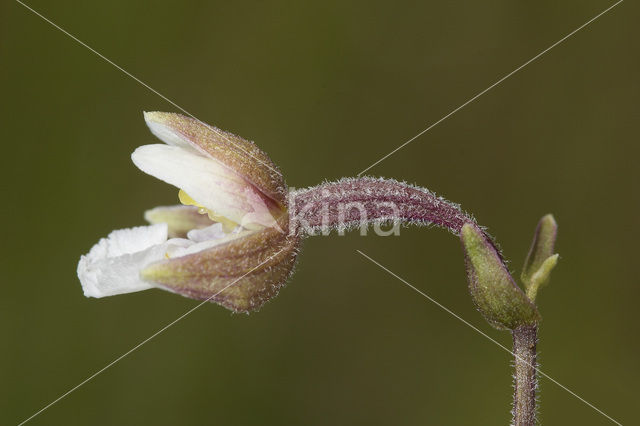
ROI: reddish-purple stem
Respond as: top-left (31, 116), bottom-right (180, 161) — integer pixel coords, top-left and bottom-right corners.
top-left (289, 177), bottom-right (476, 236)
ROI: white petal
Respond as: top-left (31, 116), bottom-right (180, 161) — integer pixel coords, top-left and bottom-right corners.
top-left (77, 221), bottom-right (251, 299)
top-left (78, 224), bottom-right (171, 298)
top-left (186, 222), bottom-right (226, 242)
top-left (170, 228), bottom-right (254, 258)
top-left (131, 144), bottom-right (265, 226)
top-left (84, 223), bottom-right (168, 259)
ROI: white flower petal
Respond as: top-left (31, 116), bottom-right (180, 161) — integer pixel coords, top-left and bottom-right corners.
top-left (77, 220), bottom-right (251, 299)
top-left (77, 224), bottom-right (200, 298)
top-left (186, 222), bottom-right (226, 243)
top-left (84, 223), bottom-right (168, 259)
top-left (78, 224), bottom-right (170, 298)
top-left (131, 144), bottom-right (264, 226)
top-left (170, 228), bottom-right (254, 258)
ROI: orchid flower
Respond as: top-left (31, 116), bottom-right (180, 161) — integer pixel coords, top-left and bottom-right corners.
top-left (78, 112), bottom-right (298, 312)
top-left (78, 112), bottom-right (554, 327)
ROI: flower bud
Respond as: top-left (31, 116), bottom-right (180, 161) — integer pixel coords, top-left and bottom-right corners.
top-left (521, 214), bottom-right (559, 300)
top-left (461, 223), bottom-right (540, 330)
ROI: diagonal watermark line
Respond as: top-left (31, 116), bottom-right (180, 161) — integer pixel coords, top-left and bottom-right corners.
top-left (357, 0), bottom-right (624, 176)
top-left (14, 0), bottom-right (283, 179)
top-left (356, 250), bottom-right (623, 426)
top-left (17, 244), bottom-right (291, 426)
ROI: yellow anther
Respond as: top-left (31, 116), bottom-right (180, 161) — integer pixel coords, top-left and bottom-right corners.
top-left (178, 189), bottom-right (201, 208)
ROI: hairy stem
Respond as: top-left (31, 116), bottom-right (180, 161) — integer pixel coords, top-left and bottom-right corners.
top-left (289, 177), bottom-right (475, 236)
top-left (512, 324), bottom-right (538, 425)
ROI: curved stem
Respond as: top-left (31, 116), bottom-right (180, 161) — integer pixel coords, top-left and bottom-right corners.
top-left (292, 176), bottom-right (535, 424)
top-left (512, 324), bottom-right (538, 425)
top-left (289, 177), bottom-right (475, 236)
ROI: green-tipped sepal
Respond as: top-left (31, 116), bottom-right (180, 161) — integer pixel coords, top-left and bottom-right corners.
top-left (461, 223), bottom-right (540, 330)
top-left (141, 222), bottom-right (300, 313)
top-left (521, 214), bottom-right (559, 300)
top-left (526, 254), bottom-right (559, 300)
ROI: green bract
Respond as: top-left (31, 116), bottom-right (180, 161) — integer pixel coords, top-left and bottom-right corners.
top-left (461, 223), bottom-right (540, 330)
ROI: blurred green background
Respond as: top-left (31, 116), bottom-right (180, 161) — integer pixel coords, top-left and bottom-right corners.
top-left (1, 1), bottom-right (637, 424)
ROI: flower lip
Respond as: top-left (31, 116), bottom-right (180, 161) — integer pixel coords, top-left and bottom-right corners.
top-left (77, 220), bottom-right (256, 299)
top-left (77, 224), bottom-right (170, 298)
